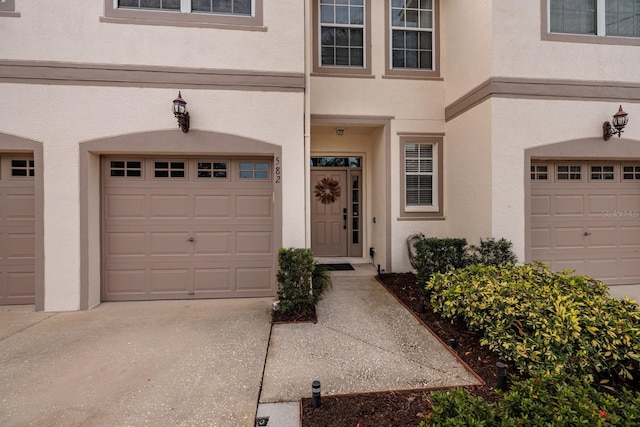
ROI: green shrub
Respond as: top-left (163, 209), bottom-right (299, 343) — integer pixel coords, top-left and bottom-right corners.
top-left (468, 238), bottom-right (517, 266)
top-left (276, 248), bottom-right (331, 314)
top-left (422, 374), bottom-right (640, 426)
top-left (311, 263), bottom-right (331, 304)
top-left (414, 237), bottom-right (517, 292)
top-left (414, 238), bottom-right (470, 288)
top-left (424, 263), bottom-right (640, 383)
top-left (420, 387), bottom-right (497, 427)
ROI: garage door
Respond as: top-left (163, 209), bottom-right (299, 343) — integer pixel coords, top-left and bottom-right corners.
top-left (102, 157), bottom-right (275, 301)
top-left (531, 161), bottom-right (640, 285)
top-left (0, 155), bottom-right (35, 305)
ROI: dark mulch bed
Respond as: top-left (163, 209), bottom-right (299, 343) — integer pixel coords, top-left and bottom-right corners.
top-left (300, 272), bottom-right (507, 427)
top-left (272, 304), bottom-right (317, 323)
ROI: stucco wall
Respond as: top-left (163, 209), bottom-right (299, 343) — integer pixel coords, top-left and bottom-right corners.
top-left (444, 101), bottom-right (493, 248)
top-left (441, 0), bottom-right (493, 104)
top-left (0, 1), bottom-right (304, 73)
top-left (492, 1), bottom-right (640, 83)
top-left (0, 83), bottom-right (304, 311)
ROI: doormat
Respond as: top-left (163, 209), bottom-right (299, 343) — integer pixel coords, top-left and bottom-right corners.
top-left (320, 263), bottom-right (354, 271)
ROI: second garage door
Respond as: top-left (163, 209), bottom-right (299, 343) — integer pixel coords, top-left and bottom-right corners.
top-left (531, 161), bottom-right (640, 285)
top-left (102, 157), bottom-right (275, 301)
top-left (0, 155), bottom-right (35, 305)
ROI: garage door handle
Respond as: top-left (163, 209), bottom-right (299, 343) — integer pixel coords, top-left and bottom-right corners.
top-left (187, 237), bottom-right (194, 242)
top-left (584, 231), bottom-right (591, 236)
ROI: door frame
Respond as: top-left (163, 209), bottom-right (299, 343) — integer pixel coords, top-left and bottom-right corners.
top-left (310, 156), bottom-right (363, 258)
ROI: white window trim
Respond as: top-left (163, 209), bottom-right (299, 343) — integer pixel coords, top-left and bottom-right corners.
top-left (404, 143), bottom-right (438, 213)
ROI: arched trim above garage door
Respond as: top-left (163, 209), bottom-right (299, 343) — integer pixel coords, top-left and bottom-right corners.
top-left (80, 130), bottom-right (283, 310)
top-left (524, 137), bottom-right (640, 277)
top-left (0, 133), bottom-right (44, 310)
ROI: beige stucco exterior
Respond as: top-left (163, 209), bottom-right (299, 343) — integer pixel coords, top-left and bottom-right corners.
top-left (1, 0), bottom-right (639, 310)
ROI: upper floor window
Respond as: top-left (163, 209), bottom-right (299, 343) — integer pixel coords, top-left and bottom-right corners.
top-left (319, 0), bottom-right (365, 67)
top-left (313, 0), bottom-right (371, 76)
top-left (0, 0), bottom-right (20, 17)
top-left (102, 0), bottom-right (263, 30)
top-left (390, 0), bottom-right (434, 70)
top-left (385, 0), bottom-right (440, 79)
top-left (548, 0), bottom-right (640, 39)
top-left (118, 0), bottom-right (251, 15)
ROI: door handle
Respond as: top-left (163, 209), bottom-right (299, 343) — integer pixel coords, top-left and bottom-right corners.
top-left (187, 236), bottom-right (195, 242)
top-left (343, 208), bottom-right (347, 230)
top-left (584, 231), bottom-right (591, 236)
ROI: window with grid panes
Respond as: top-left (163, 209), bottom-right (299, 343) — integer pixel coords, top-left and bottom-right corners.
top-left (11, 159), bottom-right (35, 177)
top-left (531, 164), bottom-right (550, 181)
top-left (110, 160), bottom-right (142, 177)
top-left (590, 165), bottom-right (615, 180)
top-left (390, 0), bottom-right (434, 69)
top-left (549, 0), bottom-right (640, 38)
top-left (117, 0), bottom-right (252, 15)
top-left (319, 0), bottom-right (365, 67)
top-left (557, 165), bottom-right (582, 181)
top-left (623, 164), bottom-right (640, 180)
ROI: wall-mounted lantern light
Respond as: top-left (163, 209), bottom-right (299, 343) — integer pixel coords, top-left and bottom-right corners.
top-left (603, 105), bottom-right (628, 141)
top-left (172, 91), bottom-right (190, 133)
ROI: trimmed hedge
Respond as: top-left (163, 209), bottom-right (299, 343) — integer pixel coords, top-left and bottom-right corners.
top-left (276, 248), bottom-right (331, 314)
top-left (423, 263), bottom-right (640, 383)
top-left (421, 374), bottom-right (640, 426)
top-left (414, 237), bottom-right (517, 289)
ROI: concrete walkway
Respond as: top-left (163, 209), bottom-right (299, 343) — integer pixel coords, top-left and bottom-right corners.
top-left (0, 265), bottom-right (480, 427)
top-left (256, 264), bottom-right (480, 425)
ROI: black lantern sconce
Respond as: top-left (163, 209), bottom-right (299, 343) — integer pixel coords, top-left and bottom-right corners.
top-left (172, 91), bottom-right (190, 133)
top-left (603, 105), bottom-right (628, 141)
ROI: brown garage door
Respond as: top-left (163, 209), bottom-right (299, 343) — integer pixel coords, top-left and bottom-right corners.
top-left (0, 155), bottom-right (35, 305)
top-left (102, 157), bottom-right (275, 301)
top-left (531, 161), bottom-right (640, 285)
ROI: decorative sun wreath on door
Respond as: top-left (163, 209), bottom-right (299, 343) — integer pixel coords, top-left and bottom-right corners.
top-left (314, 177), bottom-right (341, 204)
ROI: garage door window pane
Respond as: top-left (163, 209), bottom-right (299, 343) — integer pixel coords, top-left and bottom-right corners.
top-left (531, 164), bottom-right (549, 181)
top-left (623, 165), bottom-right (640, 180)
top-left (155, 161), bottom-right (185, 178)
top-left (590, 165), bottom-right (615, 181)
top-left (197, 161), bottom-right (228, 179)
top-left (11, 159), bottom-right (35, 177)
top-left (239, 162), bottom-right (270, 180)
top-left (110, 160), bottom-right (143, 178)
top-left (557, 165), bottom-right (582, 181)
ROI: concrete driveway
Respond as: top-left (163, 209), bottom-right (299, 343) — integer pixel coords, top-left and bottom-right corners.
top-left (0, 299), bottom-right (272, 427)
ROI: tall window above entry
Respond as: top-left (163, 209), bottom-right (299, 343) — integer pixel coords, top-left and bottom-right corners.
top-left (385, 0), bottom-right (440, 78)
top-left (313, 0), bottom-right (371, 75)
top-left (390, 0), bottom-right (434, 70)
top-left (319, 0), bottom-right (365, 67)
